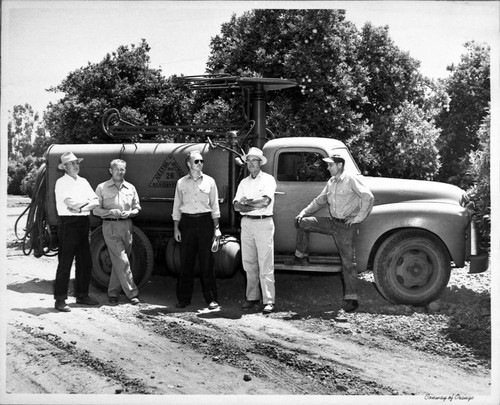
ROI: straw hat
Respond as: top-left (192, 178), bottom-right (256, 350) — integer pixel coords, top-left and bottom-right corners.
top-left (58, 152), bottom-right (84, 170)
top-left (242, 147), bottom-right (267, 165)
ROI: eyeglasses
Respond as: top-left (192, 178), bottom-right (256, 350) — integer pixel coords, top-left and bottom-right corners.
top-left (194, 159), bottom-right (204, 164)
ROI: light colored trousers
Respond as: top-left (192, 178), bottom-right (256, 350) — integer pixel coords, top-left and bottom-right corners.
top-left (102, 220), bottom-right (138, 299)
top-left (240, 216), bottom-right (275, 304)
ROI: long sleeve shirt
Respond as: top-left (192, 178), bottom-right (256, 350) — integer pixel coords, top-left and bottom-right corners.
top-left (55, 173), bottom-right (99, 216)
top-left (172, 172), bottom-right (220, 221)
top-left (301, 172), bottom-right (374, 223)
top-left (233, 171), bottom-right (277, 216)
top-left (93, 179), bottom-right (141, 219)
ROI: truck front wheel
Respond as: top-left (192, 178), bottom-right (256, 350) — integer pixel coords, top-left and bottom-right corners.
top-left (89, 226), bottom-right (154, 291)
top-left (373, 230), bottom-right (451, 305)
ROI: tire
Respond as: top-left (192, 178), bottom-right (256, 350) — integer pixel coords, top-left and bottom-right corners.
top-left (373, 230), bottom-right (451, 305)
top-left (165, 237), bottom-right (195, 277)
top-left (89, 225), bottom-right (154, 291)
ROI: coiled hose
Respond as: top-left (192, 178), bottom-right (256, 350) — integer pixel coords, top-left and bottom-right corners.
top-left (14, 163), bottom-right (58, 257)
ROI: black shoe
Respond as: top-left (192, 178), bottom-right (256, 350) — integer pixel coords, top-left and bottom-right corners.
top-left (208, 301), bottom-right (220, 310)
top-left (284, 255), bottom-right (309, 266)
top-left (76, 296), bottom-right (99, 306)
top-left (262, 303), bottom-right (274, 314)
top-left (55, 300), bottom-right (71, 312)
top-left (343, 299), bottom-right (359, 313)
top-left (130, 297), bottom-right (140, 305)
top-left (109, 297), bottom-right (119, 305)
top-left (175, 302), bottom-right (190, 308)
top-left (242, 300), bottom-right (260, 310)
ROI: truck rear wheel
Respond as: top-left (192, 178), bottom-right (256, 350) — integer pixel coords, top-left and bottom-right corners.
top-left (373, 230), bottom-right (451, 305)
top-left (89, 226), bottom-right (154, 291)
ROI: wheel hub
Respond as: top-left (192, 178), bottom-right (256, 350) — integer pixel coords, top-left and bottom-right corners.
top-left (98, 249), bottom-right (112, 275)
top-left (395, 250), bottom-right (432, 288)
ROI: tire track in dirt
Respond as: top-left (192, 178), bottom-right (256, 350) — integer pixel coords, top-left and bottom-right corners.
top-left (11, 322), bottom-right (154, 394)
top-left (124, 310), bottom-right (397, 395)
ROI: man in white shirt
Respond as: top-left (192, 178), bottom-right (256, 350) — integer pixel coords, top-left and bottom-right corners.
top-left (54, 152), bottom-right (99, 312)
top-left (234, 147), bottom-right (277, 314)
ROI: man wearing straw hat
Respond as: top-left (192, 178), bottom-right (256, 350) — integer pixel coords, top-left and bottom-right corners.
top-left (53, 152), bottom-right (99, 312)
top-left (234, 147), bottom-right (277, 314)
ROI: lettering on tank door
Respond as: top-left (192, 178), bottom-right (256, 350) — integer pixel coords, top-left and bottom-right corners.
top-left (149, 154), bottom-right (185, 188)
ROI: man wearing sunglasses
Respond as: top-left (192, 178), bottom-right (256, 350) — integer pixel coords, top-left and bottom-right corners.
top-left (172, 150), bottom-right (221, 310)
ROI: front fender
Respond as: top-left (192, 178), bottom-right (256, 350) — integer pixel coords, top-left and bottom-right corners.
top-left (356, 202), bottom-right (469, 270)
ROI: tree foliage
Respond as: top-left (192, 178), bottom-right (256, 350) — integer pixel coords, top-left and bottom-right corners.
top-left (44, 39), bottom-right (194, 144)
top-left (7, 104), bottom-right (43, 158)
top-left (435, 41), bottom-right (490, 186)
top-left (7, 104), bottom-right (48, 196)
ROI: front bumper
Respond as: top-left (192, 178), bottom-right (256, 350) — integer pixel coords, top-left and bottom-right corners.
top-left (469, 253), bottom-right (489, 274)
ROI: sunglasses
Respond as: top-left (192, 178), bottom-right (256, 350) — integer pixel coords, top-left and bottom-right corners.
top-left (194, 159), bottom-right (204, 164)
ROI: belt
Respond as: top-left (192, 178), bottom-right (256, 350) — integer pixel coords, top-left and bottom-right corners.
top-left (331, 217), bottom-right (348, 223)
top-left (182, 212), bottom-right (212, 218)
top-left (103, 218), bottom-right (129, 221)
top-left (244, 215), bottom-right (273, 219)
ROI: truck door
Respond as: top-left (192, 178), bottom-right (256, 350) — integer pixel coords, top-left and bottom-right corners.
top-left (273, 149), bottom-right (338, 255)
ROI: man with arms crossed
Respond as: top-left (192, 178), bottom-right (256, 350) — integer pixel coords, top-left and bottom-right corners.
top-left (54, 152), bottom-right (100, 312)
top-left (234, 147), bottom-right (277, 314)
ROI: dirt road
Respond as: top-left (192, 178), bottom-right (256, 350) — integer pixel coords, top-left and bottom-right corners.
top-left (2, 197), bottom-right (495, 404)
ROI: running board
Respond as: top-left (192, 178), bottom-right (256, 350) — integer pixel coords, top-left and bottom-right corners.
top-left (274, 254), bottom-right (343, 273)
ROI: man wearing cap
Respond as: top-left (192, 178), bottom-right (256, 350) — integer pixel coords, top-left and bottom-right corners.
top-left (54, 152), bottom-right (100, 312)
top-left (287, 154), bottom-right (374, 313)
top-left (172, 150), bottom-right (221, 310)
top-left (93, 159), bottom-right (141, 305)
top-left (234, 147), bottom-right (277, 314)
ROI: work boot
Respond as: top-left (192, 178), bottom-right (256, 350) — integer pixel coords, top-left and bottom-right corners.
top-left (342, 299), bottom-right (359, 313)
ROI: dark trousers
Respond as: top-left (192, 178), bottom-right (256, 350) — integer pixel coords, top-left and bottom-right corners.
top-left (177, 213), bottom-right (217, 305)
top-left (54, 216), bottom-right (92, 300)
top-left (295, 216), bottom-right (359, 300)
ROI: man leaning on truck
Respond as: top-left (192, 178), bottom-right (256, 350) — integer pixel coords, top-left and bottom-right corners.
top-left (93, 159), bottom-right (141, 306)
top-left (287, 154), bottom-right (374, 313)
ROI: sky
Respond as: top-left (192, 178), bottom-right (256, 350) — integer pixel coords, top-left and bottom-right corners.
top-left (1, 0), bottom-right (499, 114)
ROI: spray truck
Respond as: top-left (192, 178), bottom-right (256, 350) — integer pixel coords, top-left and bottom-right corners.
top-left (23, 75), bottom-right (488, 305)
